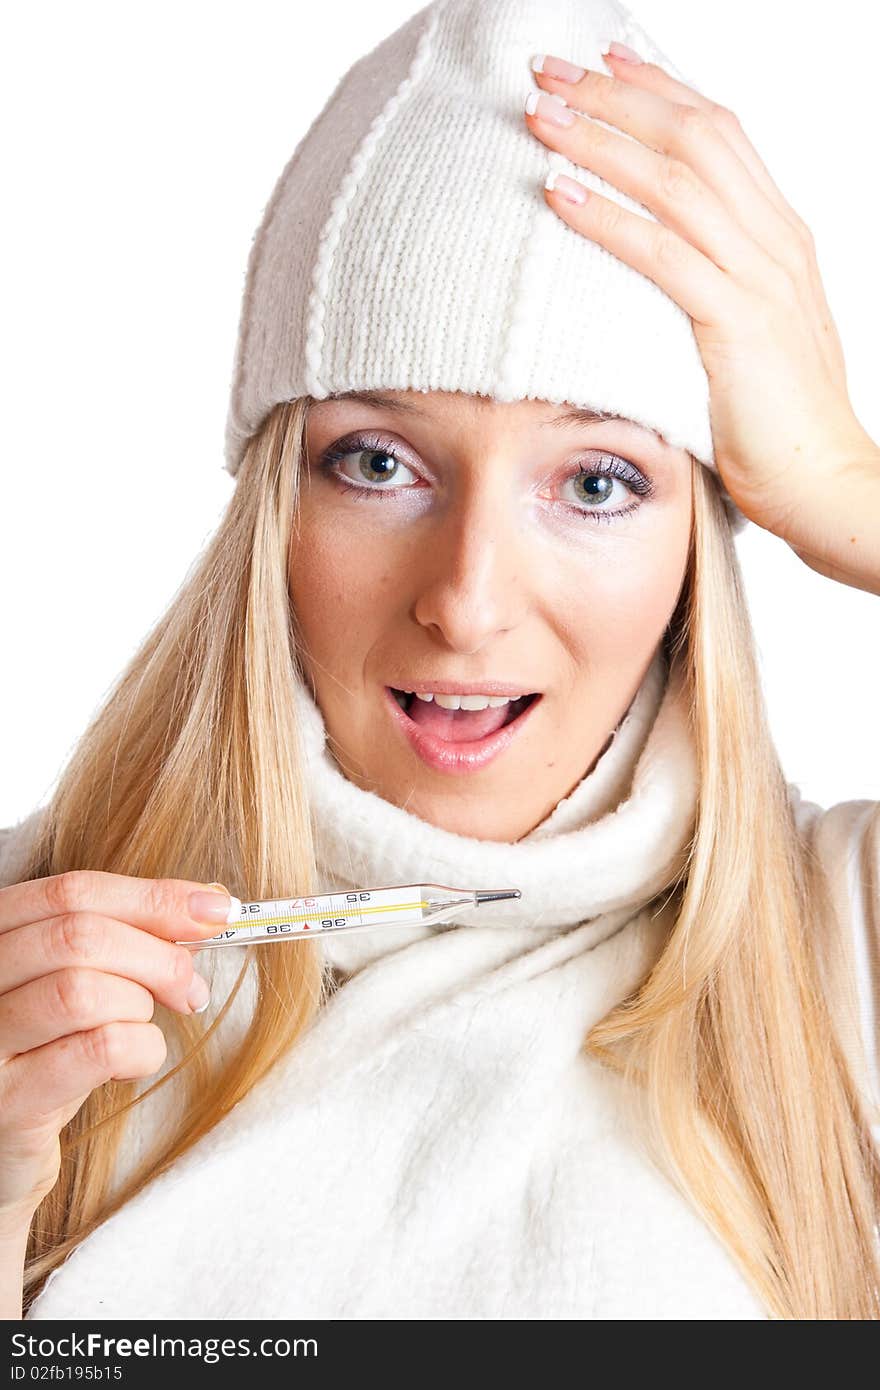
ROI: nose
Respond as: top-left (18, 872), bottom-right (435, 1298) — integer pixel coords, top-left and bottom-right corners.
top-left (411, 482), bottom-right (529, 651)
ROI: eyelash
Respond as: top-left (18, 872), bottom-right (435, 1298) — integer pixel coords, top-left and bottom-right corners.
top-left (316, 431), bottom-right (654, 524)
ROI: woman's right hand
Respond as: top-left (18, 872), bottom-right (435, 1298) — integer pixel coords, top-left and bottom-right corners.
top-left (0, 870), bottom-right (233, 1224)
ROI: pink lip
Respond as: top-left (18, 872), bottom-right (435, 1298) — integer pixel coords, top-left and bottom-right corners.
top-left (382, 685), bottom-right (543, 774)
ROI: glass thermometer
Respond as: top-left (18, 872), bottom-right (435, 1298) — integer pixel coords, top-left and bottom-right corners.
top-left (175, 882), bottom-right (521, 950)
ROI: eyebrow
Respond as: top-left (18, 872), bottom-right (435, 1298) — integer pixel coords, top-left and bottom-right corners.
top-left (322, 389), bottom-right (659, 438)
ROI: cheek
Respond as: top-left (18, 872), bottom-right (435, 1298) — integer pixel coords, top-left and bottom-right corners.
top-left (551, 542), bottom-right (687, 665)
top-left (288, 506), bottom-right (397, 662)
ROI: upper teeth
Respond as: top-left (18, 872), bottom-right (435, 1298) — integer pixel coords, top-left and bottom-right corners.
top-left (403, 691), bottom-right (520, 710)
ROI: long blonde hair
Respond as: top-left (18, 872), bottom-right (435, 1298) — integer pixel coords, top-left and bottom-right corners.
top-left (21, 397), bottom-right (880, 1318)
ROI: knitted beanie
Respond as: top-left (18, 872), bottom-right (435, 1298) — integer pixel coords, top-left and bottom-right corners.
top-left (223, 0), bottom-right (748, 534)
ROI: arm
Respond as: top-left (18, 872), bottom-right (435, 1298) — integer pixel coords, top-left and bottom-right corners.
top-left (779, 440), bottom-right (880, 598)
top-left (0, 1206), bottom-right (35, 1320)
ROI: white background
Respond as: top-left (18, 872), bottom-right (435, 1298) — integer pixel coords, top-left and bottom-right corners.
top-left (1, 0), bottom-right (877, 827)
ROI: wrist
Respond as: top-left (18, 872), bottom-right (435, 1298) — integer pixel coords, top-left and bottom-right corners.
top-left (0, 1202), bottom-right (37, 1245)
top-left (778, 435), bottom-right (880, 596)
top-left (0, 1214), bottom-right (33, 1322)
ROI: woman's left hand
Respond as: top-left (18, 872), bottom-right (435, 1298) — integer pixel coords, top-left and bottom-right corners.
top-left (525, 44), bottom-right (880, 595)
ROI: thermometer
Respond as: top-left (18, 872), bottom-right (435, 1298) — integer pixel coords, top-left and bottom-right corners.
top-left (176, 883), bottom-right (521, 950)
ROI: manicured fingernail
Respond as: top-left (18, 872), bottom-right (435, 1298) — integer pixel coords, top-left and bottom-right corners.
top-left (544, 170), bottom-right (589, 206)
top-left (605, 40), bottom-right (643, 64)
top-left (188, 888), bottom-right (234, 924)
top-left (524, 91), bottom-right (577, 128)
top-left (530, 54), bottom-right (586, 83)
top-left (187, 971), bottom-right (211, 1014)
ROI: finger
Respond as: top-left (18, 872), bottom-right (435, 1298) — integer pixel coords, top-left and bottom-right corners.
top-left (599, 50), bottom-right (811, 242)
top-left (0, 871), bottom-right (234, 941)
top-left (0, 912), bottom-right (205, 1017)
top-left (0, 967), bottom-right (155, 1062)
top-left (532, 63), bottom-right (808, 277)
top-left (525, 91), bottom-right (779, 293)
top-left (595, 58), bottom-right (842, 384)
top-left (0, 1022), bottom-right (167, 1124)
top-left (541, 170), bottom-right (732, 329)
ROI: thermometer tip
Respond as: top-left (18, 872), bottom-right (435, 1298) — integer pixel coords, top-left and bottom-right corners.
top-left (474, 888), bottom-right (521, 906)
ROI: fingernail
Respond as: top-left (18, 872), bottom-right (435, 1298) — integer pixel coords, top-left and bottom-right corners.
top-left (187, 971), bottom-right (211, 1014)
top-left (524, 91), bottom-right (577, 128)
top-left (605, 40), bottom-right (643, 64)
top-left (530, 54), bottom-right (586, 83)
top-left (188, 888), bottom-right (234, 924)
top-left (544, 170), bottom-right (590, 205)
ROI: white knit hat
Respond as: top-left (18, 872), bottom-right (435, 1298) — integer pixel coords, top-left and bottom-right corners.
top-left (223, 0), bottom-right (747, 533)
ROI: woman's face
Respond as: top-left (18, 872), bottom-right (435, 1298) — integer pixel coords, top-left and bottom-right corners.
top-left (289, 389), bottom-right (693, 841)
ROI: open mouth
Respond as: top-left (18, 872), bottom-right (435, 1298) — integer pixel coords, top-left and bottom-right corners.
top-left (389, 688), bottom-right (540, 743)
top-left (383, 685), bottom-right (543, 773)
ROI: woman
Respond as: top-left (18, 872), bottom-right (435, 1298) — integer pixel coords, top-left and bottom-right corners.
top-left (3, 0), bottom-right (879, 1320)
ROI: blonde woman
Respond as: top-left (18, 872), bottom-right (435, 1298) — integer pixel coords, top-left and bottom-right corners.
top-left (3, 0), bottom-right (880, 1321)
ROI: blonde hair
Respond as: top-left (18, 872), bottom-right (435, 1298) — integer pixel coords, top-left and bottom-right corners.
top-left (21, 398), bottom-right (880, 1318)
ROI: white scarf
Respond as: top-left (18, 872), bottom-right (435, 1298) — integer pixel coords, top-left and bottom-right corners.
top-left (25, 639), bottom-right (768, 1320)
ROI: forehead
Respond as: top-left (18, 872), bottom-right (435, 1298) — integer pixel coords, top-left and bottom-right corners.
top-left (315, 388), bottom-right (665, 443)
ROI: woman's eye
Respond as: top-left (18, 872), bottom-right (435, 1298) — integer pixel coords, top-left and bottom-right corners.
top-left (562, 460), bottom-right (653, 524)
top-left (318, 441), bottom-right (419, 497)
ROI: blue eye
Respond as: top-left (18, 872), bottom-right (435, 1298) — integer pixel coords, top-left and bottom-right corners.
top-left (318, 436), bottom-right (418, 496)
top-left (564, 457), bottom-right (654, 524)
top-left (316, 433), bottom-right (653, 523)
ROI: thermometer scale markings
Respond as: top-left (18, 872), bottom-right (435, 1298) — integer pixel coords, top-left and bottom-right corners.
top-left (225, 898), bottom-right (431, 931)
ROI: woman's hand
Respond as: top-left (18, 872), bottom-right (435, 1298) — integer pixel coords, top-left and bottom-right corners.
top-left (0, 871), bottom-right (228, 1223)
top-left (525, 44), bottom-right (880, 596)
